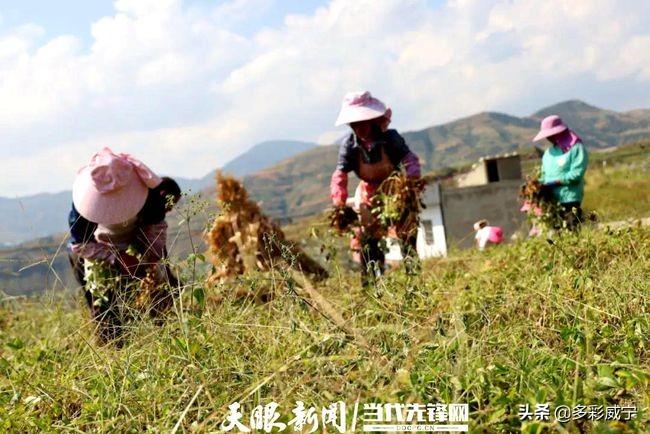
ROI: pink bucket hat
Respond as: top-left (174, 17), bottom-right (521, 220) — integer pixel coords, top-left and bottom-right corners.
top-left (533, 115), bottom-right (568, 142)
top-left (72, 147), bottom-right (162, 225)
top-left (335, 91), bottom-right (388, 127)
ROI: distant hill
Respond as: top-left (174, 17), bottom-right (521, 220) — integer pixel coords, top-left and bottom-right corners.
top-left (401, 111), bottom-right (539, 172)
top-left (243, 145), bottom-right (342, 220)
top-left (0, 140), bottom-right (317, 246)
top-left (221, 140), bottom-right (317, 178)
top-left (0, 192), bottom-right (71, 246)
top-left (176, 140), bottom-right (317, 193)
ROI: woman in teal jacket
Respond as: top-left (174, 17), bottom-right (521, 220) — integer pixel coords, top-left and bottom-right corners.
top-left (533, 115), bottom-right (589, 229)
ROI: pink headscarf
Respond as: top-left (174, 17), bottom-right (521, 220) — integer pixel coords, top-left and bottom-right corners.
top-left (553, 129), bottom-right (582, 153)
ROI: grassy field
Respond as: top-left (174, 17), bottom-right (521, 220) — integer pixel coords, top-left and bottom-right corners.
top-left (0, 224), bottom-right (648, 432)
top-left (0, 141), bottom-right (648, 433)
top-left (582, 142), bottom-right (650, 222)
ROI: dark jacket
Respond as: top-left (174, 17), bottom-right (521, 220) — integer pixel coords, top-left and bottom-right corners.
top-left (335, 129), bottom-right (413, 177)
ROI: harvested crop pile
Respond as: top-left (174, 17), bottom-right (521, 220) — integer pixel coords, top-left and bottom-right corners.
top-left (206, 172), bottom-right (328, 285)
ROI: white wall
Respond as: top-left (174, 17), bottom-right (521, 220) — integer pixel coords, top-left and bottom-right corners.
top-left (417, 182), bottom-right (447, 258)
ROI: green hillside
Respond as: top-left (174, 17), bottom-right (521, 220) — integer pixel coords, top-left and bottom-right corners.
top-left (402, 111), bottom-right (538, 172)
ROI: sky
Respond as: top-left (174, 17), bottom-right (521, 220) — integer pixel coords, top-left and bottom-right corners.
top-left (1, 0), bottom-right (649, 197)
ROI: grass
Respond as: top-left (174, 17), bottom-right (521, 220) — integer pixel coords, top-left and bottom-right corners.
top-left (0, 224), bottom-right (648, 433)
top-left (582, 144), bottom-right (650, 222)
top-left (0, 140), bottom-right (648, 433)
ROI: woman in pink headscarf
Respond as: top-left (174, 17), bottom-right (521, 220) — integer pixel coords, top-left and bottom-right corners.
top-left (533, 115), bottom-right (589, 230)
top-left (330, 91), bottom-right (421, 285)
top-left (68, 147), bottom-right (182, 344)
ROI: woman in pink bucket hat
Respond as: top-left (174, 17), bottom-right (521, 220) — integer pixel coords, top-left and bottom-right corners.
top-left (533, 115), bottom-right (589, 230)
top-left (68, 147), bottom-right (182, 345)
top-left (330, 91), bottom-right (422, 285)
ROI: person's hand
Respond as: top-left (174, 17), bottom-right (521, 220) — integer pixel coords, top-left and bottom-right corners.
top-left (329, 205), bottom-right (358, 232)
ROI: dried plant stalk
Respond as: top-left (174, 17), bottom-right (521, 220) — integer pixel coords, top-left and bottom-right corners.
top-left (206, 172), bottom-right (327, 285)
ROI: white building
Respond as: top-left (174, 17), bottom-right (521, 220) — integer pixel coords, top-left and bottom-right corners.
top-left (389, 153), bottom-right (525, 260)
top-left (385, 182), bottom-right (447, 261)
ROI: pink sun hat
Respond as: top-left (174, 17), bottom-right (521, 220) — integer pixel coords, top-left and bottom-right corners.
top-left (334, 91), bottom-right (389, 127)
top-left (72, 147), bottom-right (162, 225)
top-left (533, 115), bottom-right (569, 142)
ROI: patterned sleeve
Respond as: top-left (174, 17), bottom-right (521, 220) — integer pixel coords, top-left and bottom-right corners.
top-left (137, 221), bottom-right (168, 263)
top-left (403, 152), bottom-right (421, 178)
top-left (330, 170), bottom-right (349, 206)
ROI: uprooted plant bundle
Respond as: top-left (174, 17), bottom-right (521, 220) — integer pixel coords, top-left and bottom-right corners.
top-left (370, 172), bottom-right (426, 241)
top-left (83, 257), bottom-right (175, 344)
top-left (206, 172), bottom-right (327, 292)
top-left (328, 172), bottom-right (426, 241)
top-left (328, 204), bottom-right (359, 233)
top-left (519, 173), bottom-right (565, 231)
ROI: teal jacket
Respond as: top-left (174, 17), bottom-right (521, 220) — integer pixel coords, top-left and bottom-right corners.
top-left (541, 142), bottom-right (589, 204)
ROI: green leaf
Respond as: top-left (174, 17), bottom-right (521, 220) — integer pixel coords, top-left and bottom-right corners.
top-left (6, 337), bottom-right (24, 350)
top-left (594, 376), bottom-right (619, 390)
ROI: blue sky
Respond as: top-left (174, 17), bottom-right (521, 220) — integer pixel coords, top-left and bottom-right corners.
top-left (0, 0), bottom-right (114, 42)
top-left (0, 0), bottom-right (649, 197)
top-left (0, 0), bottom-right (325, 43)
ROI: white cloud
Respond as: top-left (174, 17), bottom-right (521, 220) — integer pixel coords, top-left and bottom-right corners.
top-left (1, 0), bottom-right (649, 197)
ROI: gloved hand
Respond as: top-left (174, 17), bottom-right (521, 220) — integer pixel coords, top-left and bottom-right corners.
top-left (329, 205), bottom-right (358, 233)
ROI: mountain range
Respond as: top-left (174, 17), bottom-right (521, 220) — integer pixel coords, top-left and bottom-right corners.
top-left (1, 99), bottom-right (649, 247)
